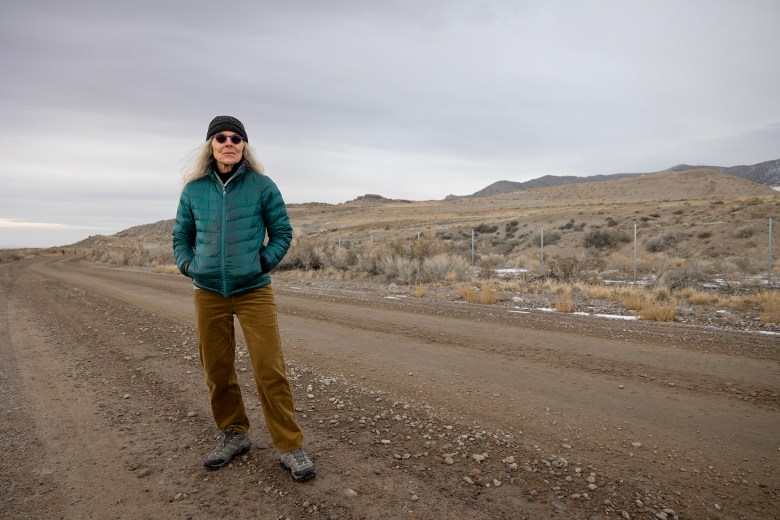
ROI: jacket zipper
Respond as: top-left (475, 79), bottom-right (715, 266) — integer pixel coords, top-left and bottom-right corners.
top-left (220, 181), bottom-right (228, 296)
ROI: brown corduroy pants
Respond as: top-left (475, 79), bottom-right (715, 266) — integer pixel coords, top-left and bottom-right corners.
top-left (194, 285), bottom-right (303, 452)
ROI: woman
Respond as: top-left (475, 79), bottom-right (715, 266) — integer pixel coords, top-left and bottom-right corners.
top-left (173, 115), bottom-right (315, 481)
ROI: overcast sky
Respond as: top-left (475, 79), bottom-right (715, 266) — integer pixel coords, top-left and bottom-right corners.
top-left (1, 0), bottom-right (778, 248)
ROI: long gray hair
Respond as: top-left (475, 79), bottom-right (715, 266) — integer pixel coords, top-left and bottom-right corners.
top-left (181, 140), bottom-right (265, 186)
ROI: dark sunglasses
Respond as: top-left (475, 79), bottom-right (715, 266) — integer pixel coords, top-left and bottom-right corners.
top-left (213, 133), bottom-right (245, 145)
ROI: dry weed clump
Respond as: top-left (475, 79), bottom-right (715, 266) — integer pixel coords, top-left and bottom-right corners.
top-left (380, 255), bottom-right (418, 284)
top-left (620, 287), bottom-right (677, 321)
top-left (421, 253), bottom-right (471, 282)
top-left (479, 280), bottom-right (499, 304)
top-left (677, 287), bottom-right (721, 306)
top-left (413, 284), bottom-right (428, 298)
top-left (759, 292), bottom-right (780, 323)
top-left (457, 284), bottom-right (478, 303)
top-left (0, 249), bottom-right (36, 264)
top-left (638, 299), bottom-right (677, 322)
top-left (622, 289), bottom-right (646, 312)
top-left (554, 286), bottom-right (575, 313)
top-left (456, 281), bottom-right (499, 304)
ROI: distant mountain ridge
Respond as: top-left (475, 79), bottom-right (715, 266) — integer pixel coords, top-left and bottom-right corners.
top-left (665, 158), bottom-right (780, 186)
top-left (451, 158), bottom-right (780, 199)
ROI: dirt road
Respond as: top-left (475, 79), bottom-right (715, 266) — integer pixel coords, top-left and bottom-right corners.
top-left (1, 256), bottom-right (778, 519)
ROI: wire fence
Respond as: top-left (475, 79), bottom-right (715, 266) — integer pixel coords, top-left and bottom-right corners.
top-left (303, 216), bottom-right (778, 288)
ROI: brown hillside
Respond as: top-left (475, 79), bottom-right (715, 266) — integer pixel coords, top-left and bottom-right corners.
top-left (286, 168), bottom-right (776, 238)
top-left (36, 168), bottom-right (778, 283)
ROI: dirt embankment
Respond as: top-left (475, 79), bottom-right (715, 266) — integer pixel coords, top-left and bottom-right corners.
top-left (1, 256), bottom-right (778, 520)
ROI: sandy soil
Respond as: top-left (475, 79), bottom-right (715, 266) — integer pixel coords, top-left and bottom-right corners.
top-left (1, 256), bottom-right (778, 520)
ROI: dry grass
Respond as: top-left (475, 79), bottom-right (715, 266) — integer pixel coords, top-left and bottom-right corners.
top-left (479, 280), bottom-right (499, 304)
top-left (457, 281), bottom-right (499, 304)
top-left (638, 299), bottom-right (677, 322)
top-left (758, 291), bottom-right (780, 323)
top-left (457, 284), bottom-right (478, 303)
top-left (555, 287), bottom-right (575, 313)
top-left (677, 287), bottom-right (721, 306)
top-left (414, 284), bottom-right (428, 298)
top-left (622, 289), bottom-right (647, 312)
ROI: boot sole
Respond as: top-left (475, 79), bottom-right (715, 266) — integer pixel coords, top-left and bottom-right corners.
top-left (203, 444), bottom-right (251, 470)
top-left (279, 461), bottom-right (316, 481)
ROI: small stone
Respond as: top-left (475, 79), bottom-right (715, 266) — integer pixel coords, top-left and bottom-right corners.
top-left (410, 494), bottom-right (418, 502)
top-left (187, 411), bottom-right (197, 417)
top-left (472, 454), bottom-right (486, 462)
top-left (173, 493), bottom-right (184, 501)
top-left (493, 479), bottom-right (502, 487)
top-left (502, 456), bottom-right (515, 464)
top-left (136, 468), bottom-right (152, 478)
top-left (552, 500), bottom-right (566, 511)
top-left (344, 489), bottom-right (358, 498)
top-left (463, 476), bottom-right (474, 485)
top-left (381, 439), bottom-right (391, 445)
top-left (444, 457), bottom-right (454, 465)
top-left (123, 394), bottom-right (130, 399)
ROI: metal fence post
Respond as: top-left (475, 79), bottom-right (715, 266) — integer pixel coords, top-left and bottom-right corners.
top-left (769, 217), bottom-right (774, 287)
top-left (471, 229), bottom-right (475, 267)
top-left (540, 227), bottom-right (544, 267)
top-left (633, 222), bottom-right (637, 285)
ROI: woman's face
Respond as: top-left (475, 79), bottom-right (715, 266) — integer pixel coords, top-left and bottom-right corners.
top-left (211, 131), bottom-right (245, 171)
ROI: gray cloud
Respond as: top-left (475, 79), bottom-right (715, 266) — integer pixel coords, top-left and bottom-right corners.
top-left (1, 0), bottom-right (778, 247)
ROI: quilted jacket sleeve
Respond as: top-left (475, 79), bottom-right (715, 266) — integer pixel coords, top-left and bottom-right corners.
top-left (259, 177), bottom-right (293, 273)
top-left (172, 188), bottom-right (196, 276)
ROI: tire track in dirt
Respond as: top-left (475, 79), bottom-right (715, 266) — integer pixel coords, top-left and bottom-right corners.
top-left (3, 257), bottom-right (778, 519)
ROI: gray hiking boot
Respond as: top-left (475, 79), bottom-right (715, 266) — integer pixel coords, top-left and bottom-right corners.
top-left (279, 448), bottom-right (316, 481)
top-left (203, 428), bottom-right (251, 469)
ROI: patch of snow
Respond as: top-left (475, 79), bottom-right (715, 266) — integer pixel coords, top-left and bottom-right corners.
top-left (496, 268), bottom-right (528, 277)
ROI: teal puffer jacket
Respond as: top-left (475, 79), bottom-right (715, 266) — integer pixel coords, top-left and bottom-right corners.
top-left (172, 164), bottom-right (292, 297)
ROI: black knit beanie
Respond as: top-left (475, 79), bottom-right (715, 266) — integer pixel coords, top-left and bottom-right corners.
top-left (206, 115), bottom-right (248, 142)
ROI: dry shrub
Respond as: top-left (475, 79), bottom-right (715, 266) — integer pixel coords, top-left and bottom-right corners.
top-left (620, 286), bottom-right (677, 321)
top-left (380, 255), bottom-right (418, 284)
top-left (421, 253), bottom-right (471, 282)
top-left (760, 294), bottom-right (780, 323)
top-left (479, 280), bottom-right (499, 304)
top-left (677, 287), bottom-right (721, 306)
top-left (584, 229), bottom-right (630, 250)
top-left (638, 299), bottom-right (677, 321)
top-left (656, 260), bottom-right (711, 290)
top-left (457, 284), bottom-right (478, 303)
top-left (0, 249), bottom-right (31, 263)
top-left (622, 289), bottom-right (647, 311)
top-left (653, 286), bottom-right (671, 302)
top-left (414, 284), bottom-right (428, 298)
top-left (555, 287), bottom-right (575, 313)
top-left (582, 284), bottom-right (615, 300)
